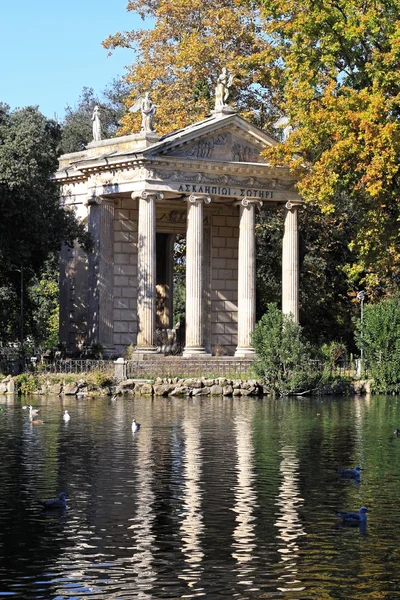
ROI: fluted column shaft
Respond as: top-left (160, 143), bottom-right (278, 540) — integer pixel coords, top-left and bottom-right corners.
top-left (282, 202), bottom-right (299, 323)
top-left (136, 191), bottom-right (162, 351)
top-left (235, 198), bottom-right (261, 357)
top-left (183, 194), bottom-right (211, 356)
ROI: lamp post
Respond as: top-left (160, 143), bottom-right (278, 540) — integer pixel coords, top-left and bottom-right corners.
top-left (357, 290), bottom-right (365, 368)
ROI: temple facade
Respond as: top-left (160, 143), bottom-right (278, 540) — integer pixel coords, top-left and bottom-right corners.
top-left (55, 110), bottom-right (301, 358)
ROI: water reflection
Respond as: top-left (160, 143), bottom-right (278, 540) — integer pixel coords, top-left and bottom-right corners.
top-left (126, 423), bottom-right (157, 597)
top-left (232, 404), bottom-right (258, 593)
top-left (275, 445), bottom-right (306, 593)
top-left (179, 405), bottom-right (204, 591)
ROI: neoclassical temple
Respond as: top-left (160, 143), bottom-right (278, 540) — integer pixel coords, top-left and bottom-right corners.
top-left (55, 88), bottom-right (301, 358)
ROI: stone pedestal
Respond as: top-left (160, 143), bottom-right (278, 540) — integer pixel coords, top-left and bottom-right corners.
top-left (87, 196), bottom-right (115, 355)
top-left (235, 198), bottom-right (261, 357)
top-left (282, 201), bottom-right (299, 322)
top-left (183, 194), bottom-right (212, 357)
top-left (135, 191), bottom-right (163, 353)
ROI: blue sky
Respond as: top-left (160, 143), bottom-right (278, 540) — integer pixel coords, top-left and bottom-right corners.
top-left (1, 0), bottom-right (142, 120)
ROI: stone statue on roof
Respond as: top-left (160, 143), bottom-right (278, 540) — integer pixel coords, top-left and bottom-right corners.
top-left (91, 105), bottom-right (102, 142)
top-left (130, 92), bottom-right (157, 132)
top-left (214, 67), bottom-right (234, 112)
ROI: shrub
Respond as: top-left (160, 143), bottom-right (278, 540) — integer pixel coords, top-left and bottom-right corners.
top-left (355, 297), bottom-right (400, 393)
top-left (252, 304), bottom-right (318, 395)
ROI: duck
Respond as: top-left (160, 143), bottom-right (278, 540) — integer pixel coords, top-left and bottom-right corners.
top-left (333, 506), bottom-right (369, 523)
top-left (63, 410), bottom-right (71, 422)
top-left (132, 418), bottom-right (141, 432)
top-left (337, 466), bottom-right (361, 478)
top-left (29, 405), bottom-right (40, 417)
top-left (39, 492), bottom-right (67, 510)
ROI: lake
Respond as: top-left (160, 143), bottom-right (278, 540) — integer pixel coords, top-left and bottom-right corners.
top-left (0, 394), bottom-right (399, 599)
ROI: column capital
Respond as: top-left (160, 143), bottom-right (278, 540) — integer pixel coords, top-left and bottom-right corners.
top-left (284, 200), bottom-right (300, 211)
top-left (85, 193), bottom-right (103, 206)
top-left (237, 197), bottom-right (263, 209)
top-left (131, 190), bottom-right (164, 201)
top-left (188, 193), bottom-right (211, 205)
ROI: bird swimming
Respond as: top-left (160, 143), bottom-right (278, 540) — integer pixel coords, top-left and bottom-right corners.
top-left (29, 405), bottom-right (40, 417)
top-left (132, 418), bottom-right (141, 432)
top-left (63, 410), bottom-right (71, 422)
top-left (39, 492), bottom-right (67, 509)
top-left (333, 506), bottom-right (368, 523)
top-left (337, 466), bottom-right (361, 478)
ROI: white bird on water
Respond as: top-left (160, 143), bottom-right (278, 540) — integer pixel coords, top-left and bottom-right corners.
top-left (63, 410), bottom-right (71, 422)
top-left (29, 405), bottom-right (40, 417)
top-left (132, 419), bottom-right (141, 432)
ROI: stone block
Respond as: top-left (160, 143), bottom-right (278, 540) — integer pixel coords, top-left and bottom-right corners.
top-left (226, 216), bottom-right (239, 227)
top-left (63, 383), bottom-right (78, 395)
top-left (122, 287), bottom-right (137, 298)
top-left (224, 323), bottom-right (237, 334)
top-left (219, 226), bottom-right (233, 237)
top-left (115, 253), bottom-right (130, 265)
top-left (140, 383), bottom-right (153, 395)
top-left (218, 248), bottom-right (237, 258)
top-left (218, 269), bottom-right (233, 280)
top-left (116, 208), bottom-right (130, 220)
top-left (213, 237), bottom-right (226, 248)
top-left (121, 220), bottom-right (136, 232)
top-left (153, 384), bottom-right (171, 396)
top-left (114, 276), bottom-right (130, 287)
top-left (213, 216), bottom-right (227, 226)
top-left (233, 388), bottom-right (241, 396)
top-left (210, 385), bottom-right (223, 395)
top-left (114, 298), bottom-right (130, 309)
top-left (223, 385), bottom-right (233, 396)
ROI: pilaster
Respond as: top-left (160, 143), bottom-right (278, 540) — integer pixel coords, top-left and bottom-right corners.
top-left (87, 196), bottom-right (115, 355)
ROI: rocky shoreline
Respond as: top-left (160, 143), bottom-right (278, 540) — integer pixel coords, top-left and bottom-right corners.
top-left (0, 373), bottom-right (371, 397)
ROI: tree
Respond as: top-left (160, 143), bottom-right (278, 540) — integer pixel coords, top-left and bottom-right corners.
top-left (0, 104), bottom-right (90, 345)
top-left (103, 0), bottom-right (277, 134)
top-left (60, 80), bottom-right (129, 154)
top-left (355, 298), bottom-right (400, 392)
top-left (259, 0), bottom-right (400, 296)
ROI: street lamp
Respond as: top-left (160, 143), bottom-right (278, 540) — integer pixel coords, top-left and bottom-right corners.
top-left (356, 290), bottom-right (366, 368)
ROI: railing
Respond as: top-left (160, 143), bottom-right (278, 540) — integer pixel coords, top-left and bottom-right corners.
top-left (126, 358), bottom-right (254, 379)
top-left (33, 359), bottom-right (115, 375)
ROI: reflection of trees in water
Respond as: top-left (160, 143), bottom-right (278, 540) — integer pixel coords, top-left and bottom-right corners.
top-left (275, 445), bottom-right (306, 594)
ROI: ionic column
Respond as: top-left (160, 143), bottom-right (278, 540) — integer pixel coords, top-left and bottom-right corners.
top-left (282, 201), bottom-right (299, 323)
top-left (183, 194), bottom-right (211, 357)
top-left (135, 191), bottom-right (163, 352)
top-left (235, 198), bottom-right (262, 357)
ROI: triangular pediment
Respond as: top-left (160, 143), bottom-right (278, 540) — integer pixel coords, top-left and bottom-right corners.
top-left (143, 113), bottom-right (277, 164)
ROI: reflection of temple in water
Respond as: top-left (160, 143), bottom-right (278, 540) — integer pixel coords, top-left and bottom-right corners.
top-left (275, 445), bottom-right (306, 593)
top-left (232, 406), bottom-right (258, 593)
top-left (179, 407), bottom-right (204, 589)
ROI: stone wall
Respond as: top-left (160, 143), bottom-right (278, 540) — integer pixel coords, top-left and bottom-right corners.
top-left (113, 198), bottom-right (139, 351)
top-left (211, 204), bottom-right (239, 355)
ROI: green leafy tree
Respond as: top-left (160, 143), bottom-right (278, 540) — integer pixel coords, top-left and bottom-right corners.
top-left (0, 104), bottom-right (90, 346)
top-left (252, 303), bottom-right (316, 395)
top-left (355, 298), bottom-right (400, 392)
top-left (259, 0), bottom-right (400, 296)
top-left (60, 80), bottom-right (130, 154)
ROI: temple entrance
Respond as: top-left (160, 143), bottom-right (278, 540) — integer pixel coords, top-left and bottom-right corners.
top-left (155, 233), bottom-right (186, 354)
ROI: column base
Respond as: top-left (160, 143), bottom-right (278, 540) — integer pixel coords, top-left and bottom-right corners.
top-left (133, 346), bottom-right (159, 358)
top-left (234, 347), bottom-right (255, 358)
top-left (182, 347), bottom-right (212, 358)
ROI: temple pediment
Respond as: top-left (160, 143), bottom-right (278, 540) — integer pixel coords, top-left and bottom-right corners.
top-left (143, 113), bottom-right (277, 164)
